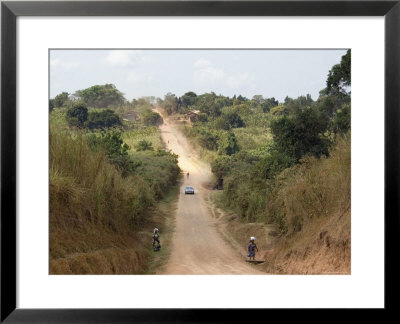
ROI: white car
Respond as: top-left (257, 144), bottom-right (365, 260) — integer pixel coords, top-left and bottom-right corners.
top-left (184, 186), bottom-right (194, 194)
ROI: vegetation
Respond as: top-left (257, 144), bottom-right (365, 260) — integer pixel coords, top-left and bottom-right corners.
top-left (66, 103), bottom-right (88, 128)
top-left (50, 49), bottom-right (351, 274)
top-left (66, 103), bottom-right (122, 129)
top-left (50, 90), bottom-right (180, 274)
top-left (74, 84), bottom-right (126, 108)
top-left (159, 50), bottom-right (351, 233)
top-left (54, 91), bottom-right (70, 108)
top-left (264, 135), bottom-right (350, 235)
top-left (142, 110), bottom-right (163, 126)
top-left (85, 109), bottom-right (122, 129)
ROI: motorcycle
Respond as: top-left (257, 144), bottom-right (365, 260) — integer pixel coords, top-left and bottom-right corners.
top-left (153, 240), bottom-right (161, 252)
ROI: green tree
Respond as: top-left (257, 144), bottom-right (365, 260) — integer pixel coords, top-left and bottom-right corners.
top-left (196, 113), bottom-right (208, 122)
top-left (214, 111), bottom-right (245, 130)
top-left (162, 93), bottom-right (179, 115)
top-left (211, 155), bottom-right (232, 188)
top-left (326, 49), bottom-right (351, 98)
top-left (270, 106), bottom-right (330, 161)
top-left (211, 155), bottom-right (232, 180)
top-left (218, 131), bottom-right (240, 156)
top-left (66, 103), bottom-right (88, 127)
top-left (332, 103), bottom-right (351, 134)
top-left (181, 91), bottom-right (198, 108)
top-left (284, 94), bottom-right (314, 115)
top-left (54, 92), bottom-right (69, 108)
top-left (214, 116), bottom-right (230, 130)
top-left (253, 151), bottom-right (294, 180)
top-left (142, 110), bottom-right (163, 126)
top-left (87, 130), bottom-right (133, 176)
top-left (261, 97), bottom-right (279, 113)
top-left (49, 99), bottom-right (55, 112)
top-left (135, 140), bottom-right (154, 151)
top-left (252, 95), bottom-right (264, 104)
top-left (198, 93), bottom-right (221, 117)
top-left (75, 84), bottom-right (126, 108)
top-left (85, 109), bottom-right (122, 129)
top-left (196, 128), bottom-right (219, 151)
top-left (215, 96), bottom-right (233, 110)
top-left (235, 95), bottom-right (248, 103)
top-left (314, 95), bottom-right (341, 117)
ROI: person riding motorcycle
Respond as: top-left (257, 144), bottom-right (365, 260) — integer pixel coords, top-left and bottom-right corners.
top-left (152, 228), bottom-right (161, 249)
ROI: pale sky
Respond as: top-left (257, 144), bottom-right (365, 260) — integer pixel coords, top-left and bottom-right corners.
top-left (50, 49), bottom-right (347, 102)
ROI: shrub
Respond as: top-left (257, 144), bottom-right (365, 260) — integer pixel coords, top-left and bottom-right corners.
top-left (196, 113), bottom-right (208, 122)
top-left (195, 127), bottom-right (220, 151)
top-left (214, 111), bottom-right (245, 130)
top-left (75, 84), bottom-right (126, 108)
top-left (131, 150), bottom-right (180, 199)
top-left (270, 106), bottom-right (330, 161)
top-left (66, 103), bottom-right (88, 128)
top-left (86, 130), bottom-right (134, 177)
top-left (252, 150), bottom-right (295, 180)
top-left (218, 131), bottom-right (239, 156)
top-left (332, 103), bottom-right (351, 134)
top-left (142, 111), bottom-right (163, 126)
top-left (264, 134), bottom-right (351, 234)
top-left (136, 140), bottom-right (154, 151)
top-left (54, 92), bottom-right (70, 108)
top-left (85, 109), bottom-right (122, 129)
top-left (49, 99), bottom-right (55, 112)
top-left (50, 125), bottom-right (154, 231)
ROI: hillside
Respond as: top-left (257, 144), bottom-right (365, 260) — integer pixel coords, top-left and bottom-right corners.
top-left (49, 100), bottom-right (180, 274)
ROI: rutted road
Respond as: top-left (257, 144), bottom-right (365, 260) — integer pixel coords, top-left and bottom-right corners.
top-left (155, 109), bottom-right (263, 274)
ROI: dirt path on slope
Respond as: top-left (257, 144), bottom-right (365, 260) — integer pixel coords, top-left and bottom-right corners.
top-left (154, 109), bottom-right (264, 274)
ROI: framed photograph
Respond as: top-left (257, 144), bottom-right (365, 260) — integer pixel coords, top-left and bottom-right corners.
top-left (1, 0), bottom-right (399, 321)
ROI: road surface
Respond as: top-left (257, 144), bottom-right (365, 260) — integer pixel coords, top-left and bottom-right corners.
top-left (155, 110), bottom-right (264, 274)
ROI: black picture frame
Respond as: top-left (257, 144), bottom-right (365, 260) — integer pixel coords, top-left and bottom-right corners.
top-left (1, 0), bottom-right (399, 322)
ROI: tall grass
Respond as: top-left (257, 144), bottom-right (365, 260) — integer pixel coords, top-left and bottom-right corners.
top-left (123, 126), bottom-right (164, 152)
top-left (50, 124), bottom-right (156, 272)
top-left (216, 133), bottom-right (350, 231)
top-left (264, 134), bottom-right (350, 234)
top-left (50, 125), bottom-right (154, 230)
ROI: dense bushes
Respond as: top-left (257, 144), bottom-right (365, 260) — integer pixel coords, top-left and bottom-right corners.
top-left (264, 134), bottom-right (351, 234)
top-left (66, 104), bottom-right (122, 129)
top-left (66, 103), bottom-right (88, 127)
top-left (214, 110), bottom-right (245, 130)
top-left (168, 50), bottom-right (351, 231)
top-left (135, 140), bottom-right (154, 151)
top-left (50, 125), bottom-right (154, 232)
top-left (50, 100), bottom-right (180, 273)
top-left (214, 134), bottom-right (350, 229)
top-left (142, 110), bottom-right (163, 126)
top-left (218, 132), bottom-right (240, 156)
top-left (54, 92), bottom-right (70, 108)
top-left (270, 106), bottom-right (330, 162)
top-left (131, 150), bottom-right (180, 200)
top-left (86, 109), bottom-right (122, 129)
top-left (86, 130), bottom-right (134, 177)
top-left (74, 84), bottom-right (126, 108)
top-left (183, 126), bottom-right (220, 151)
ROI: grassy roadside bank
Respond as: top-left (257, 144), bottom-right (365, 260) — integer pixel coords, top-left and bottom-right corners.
top-left (50, 184), bottom-right (180, 275)
top-left (205, 137), bottom-right (351, 274)
top-left (206, 191), bottom-right (276, 271)
top-left (145, 185), bottom-right (180, 274)
top-left (50, 103), bottom-right (180, 274)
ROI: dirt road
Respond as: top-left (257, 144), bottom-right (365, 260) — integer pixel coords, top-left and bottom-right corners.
top-left (155, 110), bottom-right (264, 274)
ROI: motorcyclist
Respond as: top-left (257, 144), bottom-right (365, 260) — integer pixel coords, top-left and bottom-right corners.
top-left (152, 228), bottom-right (161, 249)
top-left (247, 236), bottom-right (258, 260)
